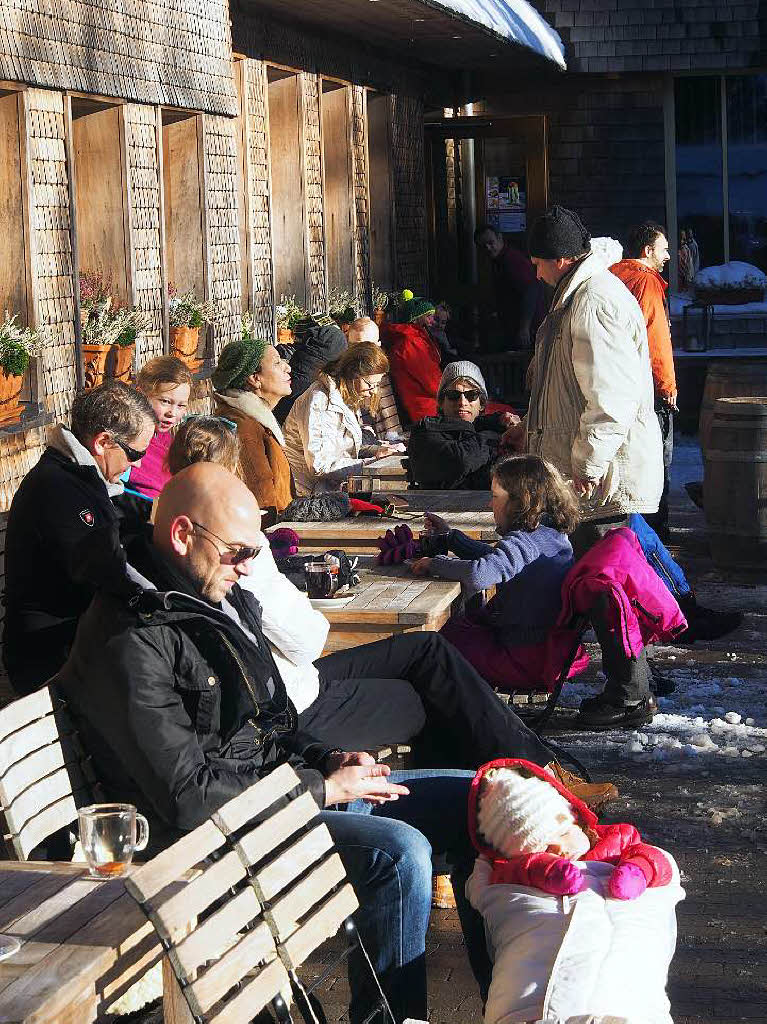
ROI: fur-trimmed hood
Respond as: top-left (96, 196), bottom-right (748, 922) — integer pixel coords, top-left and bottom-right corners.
top-left (213, 389), bottom-right (286, 447)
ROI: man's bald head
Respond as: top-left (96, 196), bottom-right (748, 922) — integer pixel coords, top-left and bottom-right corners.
top-left (155, 463), bottom-right (263, 602)
top-left (347, 317), bottom-right (380, 346)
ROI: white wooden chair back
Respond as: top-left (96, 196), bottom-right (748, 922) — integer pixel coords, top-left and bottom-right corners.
top-left (211, 763), bottom-right (359, 974)
top-left (0, 687), bottom-right (100, 860)
top-left (125, 807), bottom-right (292, 1023)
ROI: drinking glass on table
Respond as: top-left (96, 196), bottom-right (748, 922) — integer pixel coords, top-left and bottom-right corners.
top-left (77, 803), bottom-right (149, 878)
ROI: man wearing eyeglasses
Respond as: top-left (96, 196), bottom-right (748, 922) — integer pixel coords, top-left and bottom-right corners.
top-left (3, 380), bottom-right (155, 695)
top-left (54, 461), bottom-right (510, 1021)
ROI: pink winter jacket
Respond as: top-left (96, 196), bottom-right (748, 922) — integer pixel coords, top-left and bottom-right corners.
top-left (558, 527), bottom-right (687, 659)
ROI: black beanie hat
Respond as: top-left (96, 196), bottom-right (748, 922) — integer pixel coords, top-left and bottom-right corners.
top-left (528, 206), bottom-right (592, 260)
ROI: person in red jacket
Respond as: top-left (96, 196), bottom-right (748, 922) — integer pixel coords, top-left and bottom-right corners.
top-left (610, 222), bottom-right (675, 541)
top-left (382, 292), bottom-right (515, 425)
top-left (380, 292), bottom-right (443, 424)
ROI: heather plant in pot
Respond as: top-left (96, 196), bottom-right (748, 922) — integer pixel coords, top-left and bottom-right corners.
top-left (168, 287), bottom-right (217, 371)
top-left (0, 314), bottom-right (42, 425)
top-left (371, 284), bottom-right (389, 326)
top-left (275, 294), bottom-right (306, 342)
top-left (328, 287), bottom-right (358, 333)
top-left (80, 273), bottom-right (149, 387)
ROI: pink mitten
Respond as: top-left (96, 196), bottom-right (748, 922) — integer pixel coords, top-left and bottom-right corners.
top-left (608, 862), bottom-right (648, 900)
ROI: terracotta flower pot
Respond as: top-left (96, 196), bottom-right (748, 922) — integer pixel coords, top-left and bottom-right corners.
top-left (0, 369), bottom-right (24, 425)
top-left (108, 343), bottom-right (135, 383)
top-left (170, 326), bottom-right (202, 372)
top-left (373, 307), bottom-right (387, 327)
top-left (82, 342), bottom-right (112, 390)
top-left (276, 327), bottom-right (294, 344)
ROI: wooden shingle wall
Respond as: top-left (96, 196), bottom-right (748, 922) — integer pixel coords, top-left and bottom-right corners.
top-left (125, 104), bottom-right (165, 365)
top-left (0, 0), bottom-right (237, 116)
top-left (301, 73), bottom-right (327, 316)
top-left (26, 89), bottom-right (77, 425)
top-left (203, 114), bottom-right (243, 359)
top-left (390, 93), bottom-right (427, 295)
top-left (537, 0), bottom-right (763, 73)
top-left (243, 60), bottom-right (275, 340)
top-left (351, 85), bottom-right (371, 315)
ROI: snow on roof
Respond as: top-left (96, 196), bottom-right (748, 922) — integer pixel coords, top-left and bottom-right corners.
top-left (432, 0), bottom-right (566, 68)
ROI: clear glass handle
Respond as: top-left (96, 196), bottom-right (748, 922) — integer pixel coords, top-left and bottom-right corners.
top-left (135, 813), bottom-right (149, 852)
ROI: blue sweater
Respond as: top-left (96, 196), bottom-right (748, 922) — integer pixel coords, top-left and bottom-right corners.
top-left (430, 525), bottom-right (574, 645)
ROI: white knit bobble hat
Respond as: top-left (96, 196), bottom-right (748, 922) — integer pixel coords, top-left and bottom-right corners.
top-left (437, 361), bottom-right (488, 405)
top-left (477, 768), bottom-right (577, 858)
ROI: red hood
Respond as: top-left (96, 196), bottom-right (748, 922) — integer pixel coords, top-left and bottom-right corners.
top-left (467, 758), bottom-right (599, 859)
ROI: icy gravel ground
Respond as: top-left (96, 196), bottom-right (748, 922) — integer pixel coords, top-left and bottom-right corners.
top-left (557, 668), bottom-right (767, 765)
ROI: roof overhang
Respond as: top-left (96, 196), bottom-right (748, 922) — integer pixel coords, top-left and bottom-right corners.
top-left (236, 0), bottom-right (565, 92)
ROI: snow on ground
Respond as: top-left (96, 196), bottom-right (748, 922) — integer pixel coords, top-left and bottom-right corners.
top-left (558, 668), bottom-right (767, 769)
top-left (556, 434), bottom-right (766, 770)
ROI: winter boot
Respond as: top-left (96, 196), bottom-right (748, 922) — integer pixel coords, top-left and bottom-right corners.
top-left (677, 593), bottom-right (743, 644)
top-left (574, 694), bottom-right (657, 731)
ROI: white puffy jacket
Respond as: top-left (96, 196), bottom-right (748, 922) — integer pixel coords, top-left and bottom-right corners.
top-left (237, 534), bottom-right (329, 712)
top-left (467, 854), bottom-right (684, 1024)
top-left (283, 378), bottom-right (380, 496)
top-left (525, 253), bottom-right (663, 521)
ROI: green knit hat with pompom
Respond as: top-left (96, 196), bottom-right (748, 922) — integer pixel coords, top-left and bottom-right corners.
top-left (211, 336), bottom-right (269, 391)
top-left (398, 289), bottom-right (435, 324)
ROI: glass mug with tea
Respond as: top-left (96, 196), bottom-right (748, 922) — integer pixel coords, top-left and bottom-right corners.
top-left (78, 802), bottom-right (149, 878)
top-left (304, 557), bottom-right (340, 599)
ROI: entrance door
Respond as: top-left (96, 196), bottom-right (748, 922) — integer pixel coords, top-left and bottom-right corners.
top-left (425, 115), bottom-right (547, 302)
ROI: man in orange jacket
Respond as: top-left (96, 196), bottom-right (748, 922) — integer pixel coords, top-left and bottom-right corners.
top-left (611, 222), bottom-right (676, 541)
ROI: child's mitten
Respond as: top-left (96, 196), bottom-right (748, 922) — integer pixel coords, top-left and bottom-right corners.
top-left (608, 862), bottom-right (648, 900)
top-left (491, 853), bottom-right (585, 896)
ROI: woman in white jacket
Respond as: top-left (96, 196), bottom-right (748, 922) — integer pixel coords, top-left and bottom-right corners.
top-left (283, 342), bottom-right (402, 496)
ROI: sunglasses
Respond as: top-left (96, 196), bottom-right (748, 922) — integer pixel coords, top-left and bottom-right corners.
top-left (111, 435), bottom-right (150, 463)
top-left (191, 521), bottom-right (260, 565)
top-left (443, 389), bottom-right (481, 403)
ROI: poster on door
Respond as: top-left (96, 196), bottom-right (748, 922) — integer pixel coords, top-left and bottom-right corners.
top-left (486, 174), bottom-right (526, 233)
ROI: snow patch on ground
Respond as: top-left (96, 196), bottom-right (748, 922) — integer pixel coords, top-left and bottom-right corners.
top-left (559, 669), bottom-right (766, 765)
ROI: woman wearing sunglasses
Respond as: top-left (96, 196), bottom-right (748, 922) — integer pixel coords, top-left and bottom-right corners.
top-left (283, 342), bottom-right (403, 496)
top-left (407, 361), bottom-right (519, 490)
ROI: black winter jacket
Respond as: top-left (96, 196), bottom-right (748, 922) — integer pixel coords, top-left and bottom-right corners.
top-left (54, 535), bottom-right (331, 855)
top-left (3, 445), bottom-right (125, 694)
top-left (407, 413), bottom-right (505, 490)
top-left (274, 324), bottom-right (347, 424)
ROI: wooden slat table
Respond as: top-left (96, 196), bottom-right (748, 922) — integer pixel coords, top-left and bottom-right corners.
top-left (281, 490), bottom-right (496, 554)
top-left (320, 559), bottom-right (462, 653)
top-left (354, 454), bottom-right (409, 491)
top-left (0, 861), bottom-right (163, 1023)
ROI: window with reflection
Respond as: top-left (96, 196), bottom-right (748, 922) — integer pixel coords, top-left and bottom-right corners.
top-left (727, 74), bottom-right (767, 273)
top-left (675, 76), bottom-right (723, 280)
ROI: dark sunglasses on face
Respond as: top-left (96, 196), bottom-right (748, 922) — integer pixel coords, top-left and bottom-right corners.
top-left (191, 521), bottom-right (260, 565)
top-left (111, 435), bottom-right (150, 463)
top-left (444, 388), bottom-right (481, 403)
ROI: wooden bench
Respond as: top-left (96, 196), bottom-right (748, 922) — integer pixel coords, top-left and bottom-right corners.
top-left (128, 763), bottom-right (394, 1023)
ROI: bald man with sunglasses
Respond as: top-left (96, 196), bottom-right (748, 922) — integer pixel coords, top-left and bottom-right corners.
top-left (54, 462), bottom-right (501, 1021)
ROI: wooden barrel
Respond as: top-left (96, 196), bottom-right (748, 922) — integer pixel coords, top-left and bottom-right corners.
top-left (703, 396), bottom-right (767, 572)
top-left (699, 358), bottom-right (767, 455)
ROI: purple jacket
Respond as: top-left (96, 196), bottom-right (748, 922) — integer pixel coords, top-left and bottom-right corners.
top-left (558, 527), bottom-right (687, 658)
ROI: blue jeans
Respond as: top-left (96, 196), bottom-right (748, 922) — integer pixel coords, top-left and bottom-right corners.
top-left (629, 513), bottom-right (692, 600)
top-left (322, 769), bottom-right (483, 1023)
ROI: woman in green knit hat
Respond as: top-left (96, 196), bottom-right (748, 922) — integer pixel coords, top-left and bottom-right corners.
top-left (379, 289), bottom-right (444, 424)
top-left (212, 333), bottom-right (294, 526)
